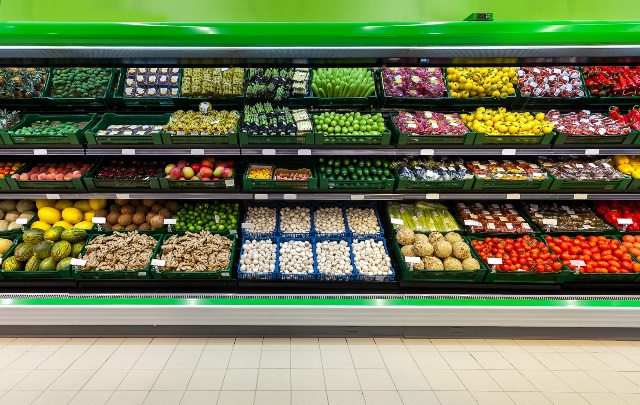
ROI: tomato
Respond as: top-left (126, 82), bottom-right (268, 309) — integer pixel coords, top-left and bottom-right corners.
top-left (569, 246), bottom-right (582, 255)
top-left (621, 261), bottom-right (633, 271)
top-left (551, 262), bottom-right (563, 271)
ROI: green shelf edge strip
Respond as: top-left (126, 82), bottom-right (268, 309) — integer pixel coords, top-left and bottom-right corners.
top-left (2, 296), bottom-right (640, 307)
top-left (0, 21), bottom-right (639, 47)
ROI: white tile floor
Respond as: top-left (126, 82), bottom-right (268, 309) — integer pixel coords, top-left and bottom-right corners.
top-left (0, 338), bottom-right (640, 404)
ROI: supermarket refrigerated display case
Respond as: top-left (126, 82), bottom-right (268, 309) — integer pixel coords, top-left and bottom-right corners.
top-left (1, 19), bottom-right (640, 337)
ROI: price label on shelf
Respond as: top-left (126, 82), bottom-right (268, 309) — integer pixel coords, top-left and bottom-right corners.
top-left (262, 149), bottom-right (277, 155)
top-left (151, 259), bottom-right (166, 267)
top-left (351, 195), bottom-right (365, 200)
top-left (390, 218), bottom-right (404, 225)
top-left (464, 220), bottom-right (482, 226)
top-left (241, 223), bottom-right (255, 229)
top-left (163, 219), bottom-right (177, 225)
top-left (92, 217), bottom-right (106, 224)
top-left (425, 193), bottom-right (439, 200)
top-left (254, 194), bottom-right (268, 200)
top-left (297, 149), bottom-right (312, 156)
top-left (45, 194), bottom-right (61, 200)
top-left (225, 179), bottom-right (235, 187)
top-left (502, 149), bottom-right (517, 156)
top-left (33, 149), bottom-right (47, 155)
top-left (618, 218), bottom-right (634, 225)
top-left (70, 258), bottom-right (86, 267)
top-left (190, 149), bottom-right (205, 155)
top-left (283, 194), bottom-right (297, 200)
top-left (404, 256), bottom-right (422, 264)
top-left (487, 257), bottom-right (503, 265)
top-left (228, 230), bottom-right (237, 235)
top-left (585, 149), bottom-right (600, 156)
top-left (16, 218), bottom-right (28, 225)
top-left (506, 193), bottom-right (520, 200)
top-left (116, 194), bottom-right (130, 200)
top-left (573, 194), bottom-right (588, 200)
top-left (137, 272), bottom-right (147, 277)
top-left (542, 218), bottom-right (558, 226)
top-left (420, 149), bottom-right (435, 156)
top-left (570, 260), bottom-right (586, 268)
top-left (121, 149), bottom-right (136, 155)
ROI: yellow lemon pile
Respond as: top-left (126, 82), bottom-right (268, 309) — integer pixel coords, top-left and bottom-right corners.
top-left (446, 67), bottom-right (517, 99)
top-left (31, 199), bottom-right (107, 231)
top-left (460, 107), bottom-right (554, 136)
top-left (613, 155), bottom-right (640, 179)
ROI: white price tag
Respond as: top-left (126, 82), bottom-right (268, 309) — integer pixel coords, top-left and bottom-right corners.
top-left (390, 218), bottom-right (404, 225)
top-left (241, 223), bottom-right (255, 229)
top-left (151, 259), bottom-right (166, 266)
top-left (420, 149), bottom-right (435, 156)
top-left (297, 149), bottom-right (312, 156)
top-left (404, 256), bottom-right (422, 264)
top-left (33, 149), bottom-right (47, 155)
top-left (215, 215), bottom-right (220, 223)
top-left (487, 257), bottom-right (503, 265)
top-left (283, 194), bottom-right (297, 200)
top-left (163, 219), bottom-right (177, 225)
top-left (542, 218), bottom-right (558, 226)
top-left (425, 193), bottom-right (439, 200)
top-left (254, 194), bottom-right (269, 200)
top-left (464, 220), bottom-right (481, 226)
top-left (92, 217), bottom-right (106, 224)
top-left (45, 194), bottom-right (61, 200)
top-left (137, 272), bottom-right (146, 277)
top-left (70, 258), bottom-right (86, 266)
top-left (222, 272), bottom-right (230, 277)
top-left (506, 193), bottom-right (520, 200)
top-left (351, 195), bottom-right (365, 200)
top-left (224, 179), bottom-right (235, 187)
top-left (573, 193), bottom-right (588, 200)
top-left (570, 260), bottom-right (586, 267)
top-left (16, 218), bottom-right (28, 225)
top-left (618, 218), bottom-right (634, 225)
top-left (262, 149), bottom-right (277, 155)
top-left (121, 149), bottom-right (136, 155)
top-left (502, 149), bottom-right (517, 156)
top-left (585, 149), bottom-right (600, 155)
top-left (0, 258), bottom-right (3, 265)
top-left (116, 194), bottom-right (130, 200)
top-left (190, 149), bottom-right (205, 155)
top-left (229, 229), bottom-right (237, 235)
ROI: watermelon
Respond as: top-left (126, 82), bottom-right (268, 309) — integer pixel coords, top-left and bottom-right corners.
top-left (2, 256), bottom-right (23, 271)
top-left (43, 226), bottom-right (65, 242)
top-left (71, 242), bottom-right (86, 258)
top-left (25, 256), bottom-right (42, 271)
top-left (61, 228), bottom-right (87, 244)
top-left (33, 241), bottom-right (55, 260)
top-left (51, 241), bottom-right (71, 261)
top-left (22, 229), bottom-right (44, 244)
top-left (14, 242), bottom-right (34, 261)
top-left (56, 257), bottom-right (73, 271)
top-left (39, 257), bottom-right (57, 271)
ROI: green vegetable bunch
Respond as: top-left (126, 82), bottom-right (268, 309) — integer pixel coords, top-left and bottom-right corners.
top-left (311, 68), bottom-right (375, 98)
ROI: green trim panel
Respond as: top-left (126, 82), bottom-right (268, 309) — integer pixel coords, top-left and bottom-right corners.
top-left (0, 21), bottom-right (639, 47)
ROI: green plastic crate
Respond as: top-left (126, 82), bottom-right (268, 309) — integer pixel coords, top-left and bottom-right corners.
top-left (319, 176), bottom-right (394, 191)
top-left (83, 159), bottom-right (162, 191)
top-left (308, 68), bottom-right (378, 108)
top-left (174, 67), bottom-right (245, 108)
top-left (150, 233), bottom-right (236, 280)
top-left (474, 132), bottom-right (555, 147)
top-left (44, 67), bottom-right (118, 107)
top-left (113, 67), bottom-right (181, 107)
top-left (243, 162), bottom-right (318, 190)
top-left (395, 175), bottom-right (475, 191)
top-left (548, 174), bottom-right (631, 191)
top-left (389, 112), bottom-right (476, 146)
top-left (472, 177), bottom-right (552, 191)
top-left (0, 68), bottom-right (52, 108)
top-left (553, 131), bottom-right (638, 146)
top-left (0, 234), bottom-right (19, 279)
top-left (161, 131), bottom-right (239, 146)
top-left (72, 232), bottom-right (161, 280)
top-left (378, 68), bottom-right (452, 109)
top-left (0, 234), bottom-right (73, 279)
top-left (244, 68), bottom-right (313, 106)
top-left (85, 113), bottom-right (170, 145)
top-left (311, 112), bottom-right (391, 146)
top-left (1, 114), bottom-right (98, 146)
top-left (393, 237), bottom-right (487, 282)
top-left (238, 131), bottom-right (314, 146)
top-left (158, 171), bottom-right (239, 190)
top-left (6, 159), bottom-right (95, 191)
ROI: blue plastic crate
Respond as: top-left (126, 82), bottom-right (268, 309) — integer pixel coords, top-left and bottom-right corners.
top-left (238, 236), bottom-right (279, 280)
top-left (312, 203), bottom-right (349, 239)
top-left (241, 203), bottom-right (279, 238)
top-left (314, 237), bottom-right (356, 281)
top-left (351, 237), bottom-right (396, 282)
top-left (277, 236), bottom-right (318, 281)
top-left (278, 203), bottom-right (314, 239)
top-left (344, 203), bottom-right (385, 239)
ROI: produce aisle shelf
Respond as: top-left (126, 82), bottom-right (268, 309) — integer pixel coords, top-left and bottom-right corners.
top-left (84, 148), bottom-right (241, 156)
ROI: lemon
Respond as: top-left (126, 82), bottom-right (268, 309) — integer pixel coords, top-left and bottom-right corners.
top-left (62, 207), bottom-right (83, 225)
top-left (38, 207), bottom-right (62, 225)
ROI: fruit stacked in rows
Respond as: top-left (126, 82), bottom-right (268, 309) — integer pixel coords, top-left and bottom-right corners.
top-left (0, 161), bottom-right (24, 179)
top-left (594, 200), bottom-right (640, 231)
top-left (1, 227), bottom-right (88, 272)
top-left (311, 68), bottom-right (375, 98)
top-left (164, 157), bottom-right (234, 181)
top-left (612, 155), bottom-right (640, 179)
top-left (388, 202), bottom-right (460, 233)
top-left (0, 200), bottom-right (36, 231)
top-left (318, 157), bottom-right (392, 182)
top-left (313, 112), bottom-right (386, 136)
top-left (0, 110), bottom-right (20, 131)
top-left (381, 67), bottom-right (446, 98)
top-left (583, 66), bottom-right (640, 97)
top-left (12, 162), bottom-right (92, 181)
top-left (396, 228), bottom-right (480, 271)
top-left (50, 68), bottom-right (112, 98)
top-left (239, 103), bottom-right (302, 135)
top-left (123, 67), bottom-right (179, 98)
top-left (163, 108), bottom-right (239, 135)
top-left (245, 68), bottom-right (309, 101)
top-left (102, 199), bottom-right (177, 231)
top-left (546, 235), bottom-right (640, 274)
top-left (621, 235), bottom-right (640, 262)
top-left (473, 235), bottom-right (564, 273)
top-left (517, 67), bottom-right (584, 98)
top-left (8, 120), bottom-right (88, 137)
top-left (95, 160), bottom-right (164, 181)
top-left (461, 107), bottom-right (553, 135)
top-left (32, 199), bottom-right (106, 231)
top-left (466, 159), bottom-right (548, 181)
top-left (393, 111), bottom-right (469, 135)
top-left (523, 202), bottom-right (612, 232)
top-left (173, 202), bottom-right (239, 232)
top-left (180, 68), bottom-right (244, 97)
top-left (446, 67), bottom-right (517, 98)
top-left (0, 68), bottom-right (47, 98)
top-left (456, 202), bottom-right (532, 234)
top-left (546, 110), bottom-right (631, 136)
top-left (538, 156), bottom-right (628, 181)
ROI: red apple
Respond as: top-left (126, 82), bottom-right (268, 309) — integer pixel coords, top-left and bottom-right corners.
top-left (165, 164), bottom-right (176, 175)
top-left (221, 167), bottom-right (234, 179)
top-left (169, 167), bottom-right (182, 180)
top-left (201, 159), bottom-right (214, 169)
top-left (177, 160), bottom-right (188, 169)
top-left (191, 163), bottom-right (201, 173)
top-left (190, 176), bottom-right (200, 181)
top-left (182, 167), bottom-right (195, 179)
top-left (199, 167), bottom-right (213, 178)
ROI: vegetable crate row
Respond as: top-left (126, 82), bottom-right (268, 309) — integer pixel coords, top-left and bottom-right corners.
top-left (241, 202), bottom-right (384, 240)
top-left (238, 236), bottom-right (395, 282)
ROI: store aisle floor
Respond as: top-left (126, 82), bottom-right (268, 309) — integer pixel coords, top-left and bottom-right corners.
top-left (0, 337), bottom-right (639, 405)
